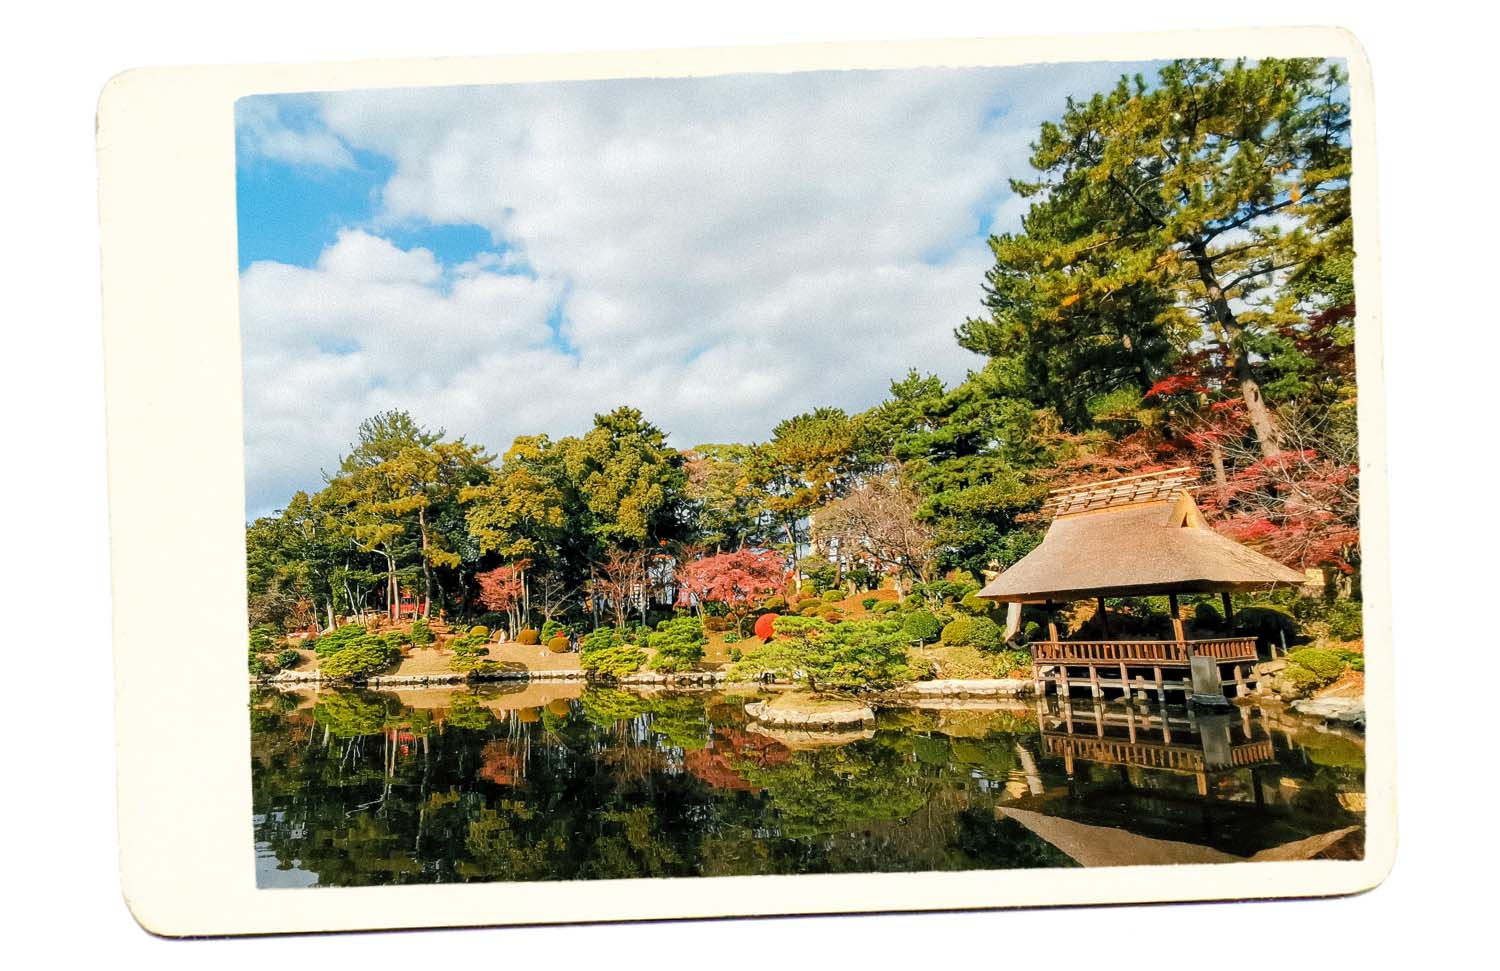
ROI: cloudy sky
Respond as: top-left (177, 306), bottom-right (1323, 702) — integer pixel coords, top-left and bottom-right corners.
top-left (236, 61), bottom-right (1158, 519)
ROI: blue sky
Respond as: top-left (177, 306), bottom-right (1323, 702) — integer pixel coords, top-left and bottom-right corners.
top-left (235, 61), bottom-right (1164, 519)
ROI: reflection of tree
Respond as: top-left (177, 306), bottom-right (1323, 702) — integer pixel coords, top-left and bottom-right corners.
top-left (736, 742), bottom-right (930, 839)
top-left (253, 688), bottom-right (1363, 885)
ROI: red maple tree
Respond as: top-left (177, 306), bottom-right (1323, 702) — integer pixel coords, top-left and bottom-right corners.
top-left (675, 549), bottom-right (786, 634)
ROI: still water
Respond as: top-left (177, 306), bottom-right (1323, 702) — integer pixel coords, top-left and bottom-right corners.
top-left (251, 684), bottom-right (1365, 887)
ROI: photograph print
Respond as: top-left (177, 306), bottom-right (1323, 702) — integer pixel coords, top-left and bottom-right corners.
top-left (239, 52), bottom-right (1370, 891)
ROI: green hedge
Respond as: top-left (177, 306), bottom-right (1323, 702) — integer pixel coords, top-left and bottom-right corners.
top-left (940, 615), bottom-right (1003, 651)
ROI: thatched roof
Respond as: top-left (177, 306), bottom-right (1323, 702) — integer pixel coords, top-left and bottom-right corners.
top-left (979, 470), bottom-right (1305, 603)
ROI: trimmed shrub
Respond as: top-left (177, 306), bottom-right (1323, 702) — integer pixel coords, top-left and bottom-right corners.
top-left (547, 637), bottom-right (570, 653)
top-left (873, 600), bottom-right (900, 615)
top-left (409, 618), bottom-right (435, 646)
top-left (321, 639), bottom-right (401, 679)
top-left (822, 589), bottom-right (843, 603)
top-left (722, 631), bottom-right (741, 644)
top-left (798, 602), bottom-right (824, 617)
top-left (753, 612), bottom-right (779, 641)
top-left (703, 615), bottom-right (732, 632)
top-left (820, 607), bottom-right (844, 622)
top-left (1193, 602), bottom-right (1223, 630)
top-left (249, 625), bottom-right (279, 653)
top-left (1287, 648), bottom-right (1347, 683)
top-left (580, 628), bottom-right (646, 679)
top-left (648, 616), bottom-right (706, 672)
top-left (517, 628), bottom-right (541, 646)
top-left (728, 646), bottom-right (743, 663)
top-left (861, 597), bottom-right (879, 611)
top-left (468, 625), bottom-right (491, 641)
top-left (941, 615), bottom-right (1003, 651)
top-left (1022, 621), bottom-right (1043, 643)
top-left (902, 609), bottom-right (943, 645)
top-left (761, 596), bottom-right (787, 612)
top-left (274, 648), bottom-right (301, 670)
top-left (314, 624), bottom-right (368, 657)
top-left (1326, 599), bottom-right (1364, 641)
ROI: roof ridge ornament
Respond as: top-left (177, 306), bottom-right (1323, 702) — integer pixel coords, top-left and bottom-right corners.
top-left (1044, 467), bottom-right (1200, 519)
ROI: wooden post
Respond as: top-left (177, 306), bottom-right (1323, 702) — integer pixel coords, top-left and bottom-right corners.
top-left (1221, 591), bottom-right (1235, 626)
top-left (1097, 596), bottom-right (1111, 637)
top-left (1154, 665), bottom-right (1164, 701)
top-left (1126, 704), bottom-right (1137, 743)
top-left (1118, 662), bottom-right (1129, 700)
top-left (1168, 593), bottom-right (1186, 645)
top-left (1233, 664), bottom-right (1247, 698)
top-left (1089, 664), bottom-right (1101, 698)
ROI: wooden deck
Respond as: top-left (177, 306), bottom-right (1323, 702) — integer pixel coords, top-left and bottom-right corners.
top-left (1032, 637), bottom-right (1258, 665)
top-left (1031, 637), bottom-right (1260, 702)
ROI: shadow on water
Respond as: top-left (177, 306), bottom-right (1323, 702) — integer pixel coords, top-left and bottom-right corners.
top-left (250, 686), bottom-right (1365, 888)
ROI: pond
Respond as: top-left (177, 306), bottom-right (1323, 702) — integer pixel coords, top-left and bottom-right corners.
top-left (251, 685), bottom-right (1365, 888)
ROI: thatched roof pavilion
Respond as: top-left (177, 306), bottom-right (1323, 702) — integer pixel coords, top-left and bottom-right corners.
top-left (977, 468), bottom-right (1306, 703)
top-left (978, 468), bottom-right (1305, 604)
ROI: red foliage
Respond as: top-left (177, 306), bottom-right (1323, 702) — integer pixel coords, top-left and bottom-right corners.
top-left (753, 612), bottom-right (779, 641)
top-left (476, 561), bottom-right (528, 612)
top-left (478, 740), bottom-right (524, 786)
top-left (1144, 373), bottom-right (1207, 399)
top-left (684, 728), bottom-right (792, 790)
top-left (676, 549), bottom-right (786, 615)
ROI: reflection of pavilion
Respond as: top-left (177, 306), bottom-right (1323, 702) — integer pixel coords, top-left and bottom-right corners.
top-left (1011, 697), bottom-right (1364, 864)
top-left (1038, 696), bottom-right (1274, 797)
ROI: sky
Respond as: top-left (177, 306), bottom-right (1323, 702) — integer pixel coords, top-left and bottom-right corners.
top-left (236, 60), bottom-right (1162, 520)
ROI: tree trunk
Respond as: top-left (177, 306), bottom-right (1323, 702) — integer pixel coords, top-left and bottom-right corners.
top-left (1187, 241), bottom-right (1281, 457)
top-left (417, 506), bottom-right (433, 619)
top-left (1210, 441), bottom-right (1229, 506)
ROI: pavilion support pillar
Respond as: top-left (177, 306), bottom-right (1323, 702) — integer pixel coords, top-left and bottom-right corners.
top-left (1097, 597), bottom-right (1111, 637)
top-left (1221, 591), bottom-right (1235, 626)
top-left (1168, 593), bottom-right (1186, 645)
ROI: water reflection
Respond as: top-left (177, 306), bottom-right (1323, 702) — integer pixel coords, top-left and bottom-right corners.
top-left (251, 686), bottom-right (1364, 887)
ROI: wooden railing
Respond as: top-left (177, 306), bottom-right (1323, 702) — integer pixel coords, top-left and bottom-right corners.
top-left (1031, 637), bottom-right (1258, 665)
top-left (1042, 734), bottom-right (1276, 772)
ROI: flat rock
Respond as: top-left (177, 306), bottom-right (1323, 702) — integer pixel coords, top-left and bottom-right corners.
top-left (1291, 697), bottom-right (1365, 726)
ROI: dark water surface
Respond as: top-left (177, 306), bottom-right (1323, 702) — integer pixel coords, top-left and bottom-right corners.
top-left (251, 685), bottom-right (1365, 888)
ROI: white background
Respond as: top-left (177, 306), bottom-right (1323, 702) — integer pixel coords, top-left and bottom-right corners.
top-left (2, 0), bottom-right (1493, 965)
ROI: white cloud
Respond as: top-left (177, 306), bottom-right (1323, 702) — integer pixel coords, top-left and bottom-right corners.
top-left (236, 97), bottom-right (355, 170)
top-left (240, 62), bottom-right (1152, 516)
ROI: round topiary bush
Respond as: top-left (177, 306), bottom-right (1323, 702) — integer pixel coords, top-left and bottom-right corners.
top-left (761, 596), bottom-right (787, 612)
top-left (468, 625), bottom-right (490, 641)
top-left (799, 602), bottom-right (824, 617)
top-left (820, 607), bottom-right (844, 622)
top-left (1022, 620), bottom-right (1043, 643)
top-left (861, 597), bottom-right (879, 611)
top-left (822, 589), bottom-right (843, 603)
top-left (1193, 602), bottom-right (1223, 630)
top-left (873, 600), bottom-right (900, 615)
top-left (547, 637), bottom-right (569, 653)
top-left (902, 609), bottom-right (943, 644)
top-left (941, 615), bottom-right (1003, 651)
top-left (517, 628), bottom-right (541, 645)
top-left (754, 612), bottom-right (779, 641)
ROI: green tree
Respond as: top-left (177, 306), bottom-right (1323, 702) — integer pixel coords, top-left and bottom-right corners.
top-left (999, 57), bottom-right (1351, 456)
top-left (730, 616), bottom-right (922, 693)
